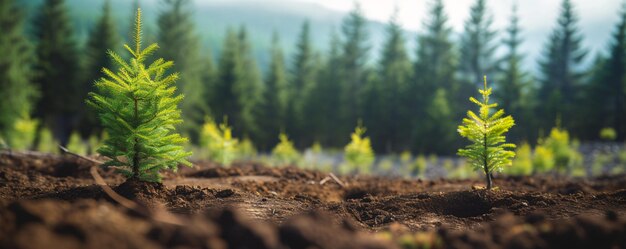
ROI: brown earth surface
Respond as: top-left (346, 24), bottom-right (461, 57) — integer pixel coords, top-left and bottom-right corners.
top-left (1, 151), bottom-right (626, 249)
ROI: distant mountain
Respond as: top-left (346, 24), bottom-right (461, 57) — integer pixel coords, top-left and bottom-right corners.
top-left (18, 0), bottom-right (409, 71)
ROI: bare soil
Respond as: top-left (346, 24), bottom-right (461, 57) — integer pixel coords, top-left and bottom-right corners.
top-left (1, 151), bottom-right (626, 249)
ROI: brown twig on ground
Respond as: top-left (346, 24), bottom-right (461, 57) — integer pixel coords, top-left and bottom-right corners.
top-left (320, 172), bottom-right (347, 188)
top-left (58, 145), bottom-right (185, 226)
top-left (59, 145), bottom-right (104, 165)
top-left (319, 176), bottom-right (331, 185)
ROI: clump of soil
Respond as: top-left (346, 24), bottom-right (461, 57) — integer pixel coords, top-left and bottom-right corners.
top-left (428, 191), bottom-right (493, 218)
top-left (114, 179), bottom-right (168, 207)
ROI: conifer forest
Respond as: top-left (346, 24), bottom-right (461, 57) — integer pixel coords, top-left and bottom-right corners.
top-left (1, 0), bottom-right (626, 248)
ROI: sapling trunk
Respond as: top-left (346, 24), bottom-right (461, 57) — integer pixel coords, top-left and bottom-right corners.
top-left (132, 98), bottom-right (139, 179)
top-left (483, 127), bottom-right (489, 189)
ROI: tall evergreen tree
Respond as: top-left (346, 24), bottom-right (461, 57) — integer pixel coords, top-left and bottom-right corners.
top-left (459, 0), bottom-right (498, 85)
top-left (308, 30), bottom-right (343, 146)
top-left (537, 0), bottom-right (588, 132)
top-left (289, 20), bottom-right (319, 146)
top-left (338, 4), bottom-right (371, 138)
top-left (424, 88), bottom-right (455, 153)
top-left (412, 0), bottom-right (458, 153)
top-left (235, 27), bottom-right (264, 141)
top-left (213, 27), bottom-right (263, 144)
top-left (212, 29), bottom-right (239, 132)
top-left (368, 12), bottom-right (412, 152)
top-left (156, 0), bottom-right (206, 141)
top-left (496, 4), bottom-right (534, 141)
top-left (201, 49), bottom-right (217, 115)
top-left (587, 2), bottom-right (626, 140)
top-left (259, 33), bottom-right (289, 149)
top-left (414, 0), bottom-right (457, 93)
top-left (80, 0), bottom-right (120, 135)
top-left (32, 0), bottom-right (80, 142)
top-left (0, 0), bottom-right (37, 140)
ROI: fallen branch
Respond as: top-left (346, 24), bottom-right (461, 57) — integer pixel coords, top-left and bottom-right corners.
top-left (319, 176), bottom-right (331, 185)
top-left (329, 173), bottom-right (347, 188)
top-left (319, 172), bottom-right (346, 188)
top-left (59, 145), bottom-right (103, 165)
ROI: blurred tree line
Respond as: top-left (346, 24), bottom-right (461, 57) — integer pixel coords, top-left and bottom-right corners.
top-left (1, 0), bottom-right (626, 154)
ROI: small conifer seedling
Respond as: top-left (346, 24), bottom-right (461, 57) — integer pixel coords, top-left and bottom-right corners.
top-left (271, 133), bottom-right (301, 166)
top-left (87, 9), bottom-right (192, 182)
top-left (344, 123), bottom-right (375, 174)
top-left (457, 77), bottom-right (515, 189)
top-left (200, 117), bottom-right (238, 166)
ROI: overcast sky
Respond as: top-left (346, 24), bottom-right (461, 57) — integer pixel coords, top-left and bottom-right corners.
top-left (297, 0), bottom-right (624, 70)
top-left (297, 0), bottom-right (622, 32)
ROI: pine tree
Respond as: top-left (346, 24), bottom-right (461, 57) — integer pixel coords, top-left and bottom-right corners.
top-left (37, 127), bottom-right (58, 153)
top-left (271, 133), bottom-right (301, 166)
top-left (496, 4), bottom-right (534, 142)
top-left (458, 77), bottom-right (516, 189)
top-left (235, 27), bottom-right (264, 141)
top-left (7, 116), bottom-right (38, 151)
top-left (32, 0), bottom-right (80, 141)
top-left (201, 50), bottom-right (217, 115)
top-left (537, 0), bottom-right (588, 132)
top-left (289, 20), bottom-right (319, 146)
top-left (0, 0), bottom-right (37, 140)
top-left (308, 29), bottom-right (343, 146)
top-left (80, 0), bottom-right (121, 135)
top-left (213, 27), bottom-right (263, 142)
top-left (459, 0), bottom-right (498, 84)
top-left (343, 123), bottom-right (375, 174)
top-left (87, 9), bottom-right (192, 182)
top-left (259, 33), bottom-right (289, 148)
top-left (212, 29), bottom-right (239, 125)
top-left (338, 4), bottom-right (371, 138)
top-left (424, 88), bottom-right (456, 153)
top-left (156, 0), bottom-right (206, 141)
top-left (587, 2), bottom-right (626, 140)
top-left (414, 0), bottom-right (457, 91)
top-left (368, 12), bottom-right (412, 152)
top-left (200, 118), bottom-right (238, 166)
top-left (412, 0), bottom-right (458, 153)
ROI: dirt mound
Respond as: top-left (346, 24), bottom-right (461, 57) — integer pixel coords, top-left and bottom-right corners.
top-left (429, 191), bottom-right (492, 217)
top-left (0, 199), bottom-right (164, 249)
top-left (114, 179), bottom-right (168, 207)
top-left (0, 151), bottom-right (117, 179)
top-left (430, 211), bottom-right (626, 249)
top-left (187, 162), bottom-right (328, 181)
top-left (0, 199), bottom-right (396, 249)
top-left (278, 210), bottom-right (395, 249)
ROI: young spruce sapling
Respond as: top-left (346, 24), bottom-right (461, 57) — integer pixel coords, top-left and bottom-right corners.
top-left (457, 76), bottom-right (515, 189)
top-left (87, 9), bottom-right (192, 182)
